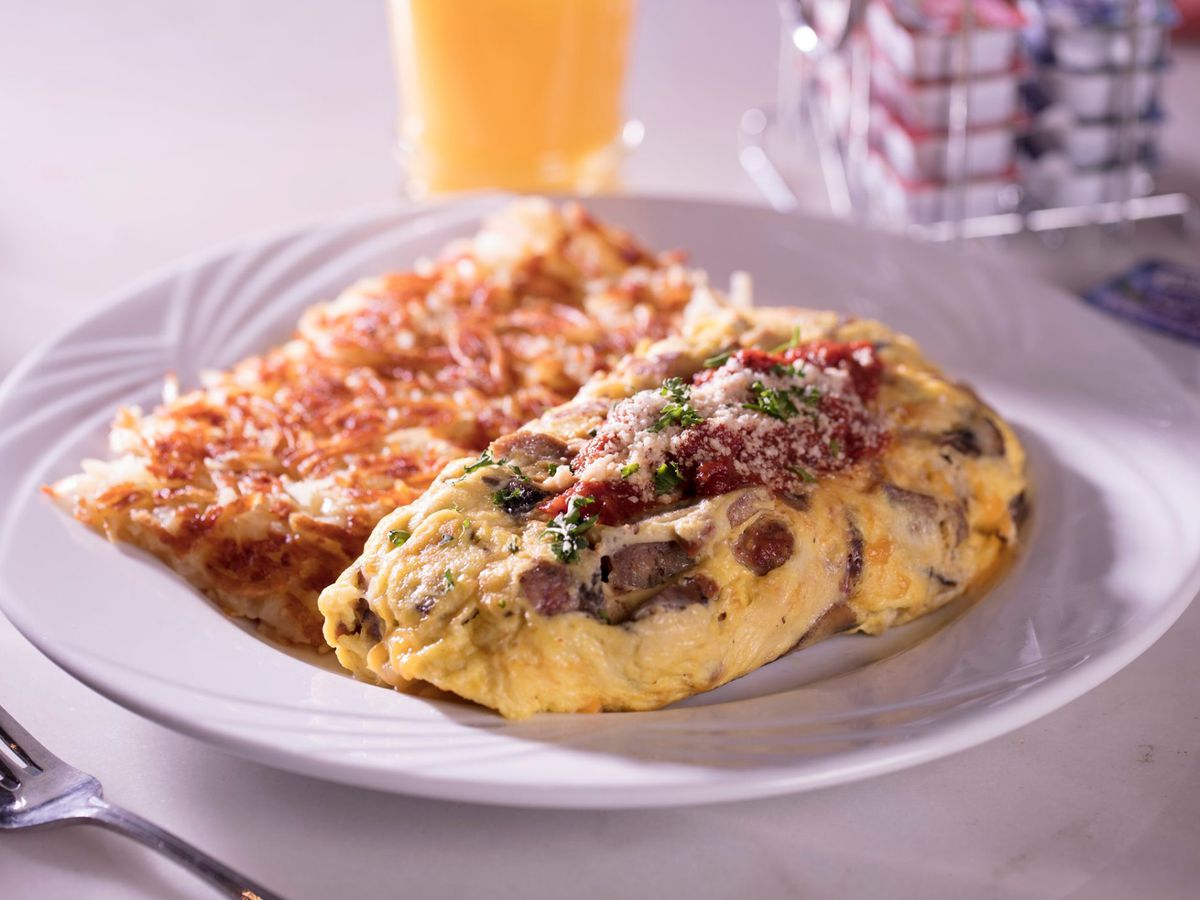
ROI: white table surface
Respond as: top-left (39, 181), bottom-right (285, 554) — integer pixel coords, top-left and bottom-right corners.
top-left (2, 2), bottom-right (1198, 898)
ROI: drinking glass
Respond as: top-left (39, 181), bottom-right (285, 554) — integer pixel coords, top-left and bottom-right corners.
top-left (388, 0), bottom-right (639, 196)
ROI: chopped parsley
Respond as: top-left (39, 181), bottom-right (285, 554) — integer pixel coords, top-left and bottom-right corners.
top-left (620, 462), bottom-right (640, 479)
top-left (491, 484), bottom-right (526, 507)
top-left (507, 540), bottom-right (520, 554)
top-left (653, 461), bottom-right (684, 494)
top-left (462, 449), bottom-right (498, 474)
top-left (546, 463), bottom-right (560, 476)
top-left (789, 465), bottom-right (818, 484)
top-left (490, 478), bottom-right (546, 515)
top-left (742, 379), bottom-right (822, 421)
top-left (770, 326), bottom-right (804, 354)
top-left (703, 348), bottom-right (733, 369)
top-left (661, 376), bottom-right (688, 400)
top-left (443, 569), bottom-right (456, 588)
top-left (460, 449), bottom-right (527, 482)
top-left (651, 377), bottom-right (703, 432)
top-left (387, 529), bottom-right (411, 547)
top-left (771, 361), bottom-right (806, 379)
top-left (829, 438), bottom-right (842, 457)
top-left (543, 495), bottom-right (598, 564)
top-left (743, 381), bottom-right (799, 421)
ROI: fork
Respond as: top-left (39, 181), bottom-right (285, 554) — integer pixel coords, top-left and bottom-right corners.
top-left (0, 700), bottom-right (283, 899)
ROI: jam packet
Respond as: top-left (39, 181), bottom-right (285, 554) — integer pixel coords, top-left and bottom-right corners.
top-left (1083, 258), bottom-right (1200, 343)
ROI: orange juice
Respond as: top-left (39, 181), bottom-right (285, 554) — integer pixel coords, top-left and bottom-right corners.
top-left (389, 0), bottom-right (636, 195)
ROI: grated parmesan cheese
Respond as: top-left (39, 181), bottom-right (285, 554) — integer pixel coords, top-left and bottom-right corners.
top-left (562, 345), bottom-right (887, 519)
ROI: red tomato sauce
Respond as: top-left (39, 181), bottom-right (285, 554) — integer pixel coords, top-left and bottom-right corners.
top-left (541, 340), bottom-right (887, 526)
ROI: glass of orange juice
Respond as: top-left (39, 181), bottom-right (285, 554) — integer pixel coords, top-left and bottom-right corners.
top-left (388, 0), bottom-right (638, 196)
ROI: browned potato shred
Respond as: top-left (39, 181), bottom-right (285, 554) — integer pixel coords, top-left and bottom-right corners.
top-left (47, 201), bottom-right (719, 645)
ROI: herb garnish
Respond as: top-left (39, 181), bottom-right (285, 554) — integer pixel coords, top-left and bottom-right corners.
top-left (490, 477), bottom-right (546, 515)
top-left (828, 438), bottom-right (842, 457)
top-left (491, 484), bottom-right (526, 507)
top-left (460, 449), bottom-right (527, 482)
top-left (387, 529), bottom-right (411, 547)
top-left (653, 461), bottom-right (684, 494)
top-left (543, 495), bottom-right (598, 564)
top-left (462, 449), bottom-right (498, 474)
top-left (789, 465), bottom-right (818, 484)
top-left (742, 378), bottom-right (822, 421)
top-left (743, 381), bottom-right (799, 421)
top-left (771, 361), bottom-right (806, 379)
top-left (620, 462), bottom-right (640, 479)
top-left (651, 377), bottom-right (703, 432)
top-left (703, 348), bottom-right (733, 369)
top-left (443, 569), bottom-right (456, 588)
top-left (770, 326), bottom-right (804, 354)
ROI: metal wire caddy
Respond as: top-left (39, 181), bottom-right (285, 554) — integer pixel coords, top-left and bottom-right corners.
top-left (740, 0), bottom-right (1192, 241)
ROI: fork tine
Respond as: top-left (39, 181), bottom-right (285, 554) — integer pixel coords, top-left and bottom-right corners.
top-left (0, 751), bottom-right (21, 792)
top-left (0, 701), bottom-right (56, 772)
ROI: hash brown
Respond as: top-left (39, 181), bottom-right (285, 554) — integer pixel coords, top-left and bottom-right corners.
top-left (50, 201), bottom-right (731, 645)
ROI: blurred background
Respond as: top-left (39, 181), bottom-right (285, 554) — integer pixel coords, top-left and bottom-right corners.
top-left (4, 1), bottom-right (1198, 382)
top-left (0, 1), bottom-right (783, 373)
top-left (5, 2), bottom-right (1199, 368)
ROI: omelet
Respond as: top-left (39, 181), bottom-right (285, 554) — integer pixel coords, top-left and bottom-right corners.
top-left (319, 307), bottom-right (1028, 718)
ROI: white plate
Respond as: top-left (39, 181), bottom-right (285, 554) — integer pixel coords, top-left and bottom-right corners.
top-left (1, 195), bottom-right (1198, 808)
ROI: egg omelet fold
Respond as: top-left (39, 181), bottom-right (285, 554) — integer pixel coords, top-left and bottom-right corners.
top-left (319, 308), bottom-right (1027, 719)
